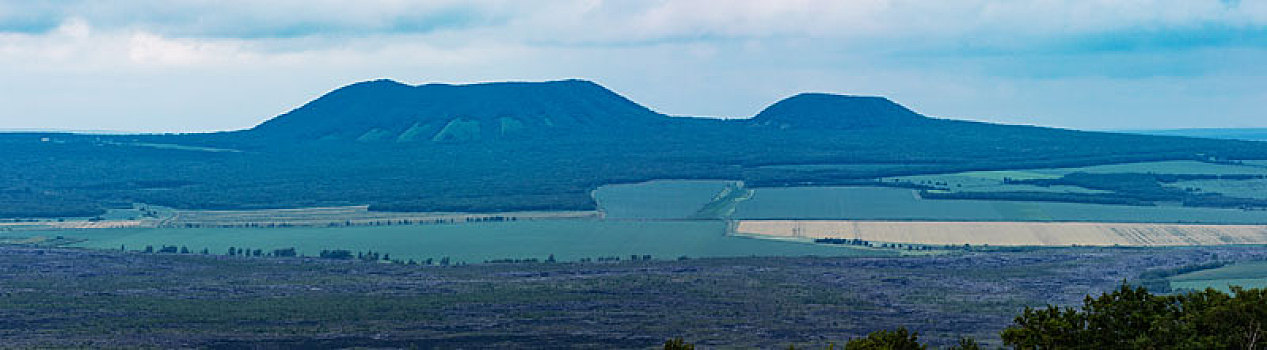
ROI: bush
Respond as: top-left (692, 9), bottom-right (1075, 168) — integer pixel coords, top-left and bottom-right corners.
top-left (843, 327), bottom-right (926, 350)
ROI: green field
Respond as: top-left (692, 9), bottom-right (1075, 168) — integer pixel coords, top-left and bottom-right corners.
top-left (1168, 178), bottom-right (1267, 200)
top-left (899, 172), bottom-right (1103, 194)
top-left (730, 186), bottom-right (1267, 223)
top-left (1168, 260), bottom-right (1267, 292)
top-left (17, 220), bottom-right (891, 263)
top-left (1037, 160), bottom-right (1267, 175)
top-left (593, 180), bottom-right (735, 219)
top-left (898, 161), bottom-right (1267, 194)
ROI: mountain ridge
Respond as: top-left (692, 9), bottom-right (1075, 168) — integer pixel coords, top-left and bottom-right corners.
top-left (248, 79), bottom-right (669, 143)
top-left (245, 79), bottom-right (941, 144)
top-left (6, 78), bottom-right (1267, 216)
top-left (750, 93), bottom-right (928, 130)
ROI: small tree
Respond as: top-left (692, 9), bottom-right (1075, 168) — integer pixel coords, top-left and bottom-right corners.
top-left (844, 327), bottom-right (926, 350)
top-left (663, 337), bottom-right (694, 350)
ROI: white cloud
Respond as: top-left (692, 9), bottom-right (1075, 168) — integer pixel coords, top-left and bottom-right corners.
top-left (0, 1), bottom-right (1263, 132)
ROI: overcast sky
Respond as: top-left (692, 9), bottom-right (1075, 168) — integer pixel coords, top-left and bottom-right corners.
top-left (1, 0), bottom-right (1264, 133)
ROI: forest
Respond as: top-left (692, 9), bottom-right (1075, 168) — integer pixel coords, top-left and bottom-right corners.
top-left (4, 80), bottom-right (1267, 217)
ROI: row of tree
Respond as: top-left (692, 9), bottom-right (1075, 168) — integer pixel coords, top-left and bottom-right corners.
top-left (130, 244), bottom-right (670, 266)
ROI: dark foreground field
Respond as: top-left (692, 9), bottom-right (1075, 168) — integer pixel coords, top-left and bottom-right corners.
top-left (1, 246), bottom-right (1264, 349)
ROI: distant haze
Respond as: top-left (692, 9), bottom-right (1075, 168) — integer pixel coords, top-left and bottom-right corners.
top-left (0, 1), bottom-right (1265, 133)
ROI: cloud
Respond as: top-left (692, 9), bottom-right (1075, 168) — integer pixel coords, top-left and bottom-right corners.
top-left (4, 1), bottom-right (1264, 41)
top-left (0, 0), bottom-right (511, 38)
top-left (0, 1), bottom-right (1264, 132)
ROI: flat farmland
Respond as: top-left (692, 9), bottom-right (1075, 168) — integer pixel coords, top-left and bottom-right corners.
top-left (593, 180), bottom-right (737, 219)
top-left (1168, 260), bottom-right (1267, 292)
top-left (12, 220), bottom-right (891, 264)
top-left (731, 186), bottom-right (1267, 223)
top-left (1033, 160), bottom-right (1267, 175)
top-left (735, 220), bottom-right (1267, 247)
top-left (166, 206), bottom-right (598, 228)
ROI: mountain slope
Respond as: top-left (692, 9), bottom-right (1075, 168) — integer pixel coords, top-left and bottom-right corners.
top-left (248, 79), bottom-right (667, 143)
top-left (749, 93), bottom-right (927, 129)
top-left (3, 79), bottom-right (1267, 216)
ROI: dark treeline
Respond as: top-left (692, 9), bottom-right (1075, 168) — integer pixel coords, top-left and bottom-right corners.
top-left (175, 216), bottom-right (519, 229)
top-left (1009, 172), bottom-right (1267, 209)
top-left (1136, 261), bottom-right (1230, 293)
top-left (128, 243), bottom-right (665, 266)
top-left (812, 238), bottom-right (942, 251)
top-left (919, 190), bottom-right (1157, 206)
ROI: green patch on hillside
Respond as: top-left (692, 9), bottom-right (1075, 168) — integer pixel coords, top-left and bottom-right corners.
top-left (431, 119), bottom-right (481, 142)
top-left (498, 117), bottom-right (525, 136)
top-left (395, 122), bottom-right (435, 142)
top-left (356, 128), bottom-right (395, 142)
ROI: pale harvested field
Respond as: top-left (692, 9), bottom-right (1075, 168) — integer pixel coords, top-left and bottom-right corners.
top-left (735, 220), bottom-right (1267, 246)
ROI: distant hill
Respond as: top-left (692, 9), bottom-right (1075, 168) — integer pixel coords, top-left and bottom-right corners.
top-left (249, 79), bottom-right (667, 143)
top-left (1124, 128), bottom-right (1267, 142)
top-left (3, 79), bottom-right (1267, 217)
top-left (749, 93), bottom-right (926, 129)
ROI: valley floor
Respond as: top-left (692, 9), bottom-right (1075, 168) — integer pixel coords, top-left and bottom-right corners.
top-left (736, 220), bottom-right (1267, 247)
top-left (0, 205), bottom-right (599, 230)
top-left (1, 245), bottom-right (1264, 348)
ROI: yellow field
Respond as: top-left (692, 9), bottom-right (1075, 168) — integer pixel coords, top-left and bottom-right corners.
top-left (734, 220), bottom-right (1267, 246)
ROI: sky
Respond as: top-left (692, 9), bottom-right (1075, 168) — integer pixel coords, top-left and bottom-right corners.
top-left (0, 0), bottom-right (1264, 133)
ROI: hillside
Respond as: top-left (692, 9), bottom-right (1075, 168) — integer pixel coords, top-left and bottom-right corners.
top-left (248, 79), bottom-right (667, 143)
top-left (2, 79), bottom-right (1266, 217)
top-left (749, 93), bottom-right (927, 129)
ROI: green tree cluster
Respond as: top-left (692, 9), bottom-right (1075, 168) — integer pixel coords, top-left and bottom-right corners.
top-left (1002, 284), bottom-right (1267, 349)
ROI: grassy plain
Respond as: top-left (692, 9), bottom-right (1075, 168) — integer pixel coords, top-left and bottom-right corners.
top-left (1169, 178), bottom-right (1267, 200)
top-left (593, 180), bottom-right (735, 219)
top-left (1033, 160), bottom-right (1267, 175)
top-left (0, 205), bottom-right (598, 230)
top-left (1168, 260), bottom-right (1267, 292)
top-left (15, 220), bottom-right (891, 263)
top-left (736, 220), bottom-right (1267, 247)
top-left (897, 160), bottom-right (1267, 195)
top-left (166, 206), bottom-right (596, 227)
